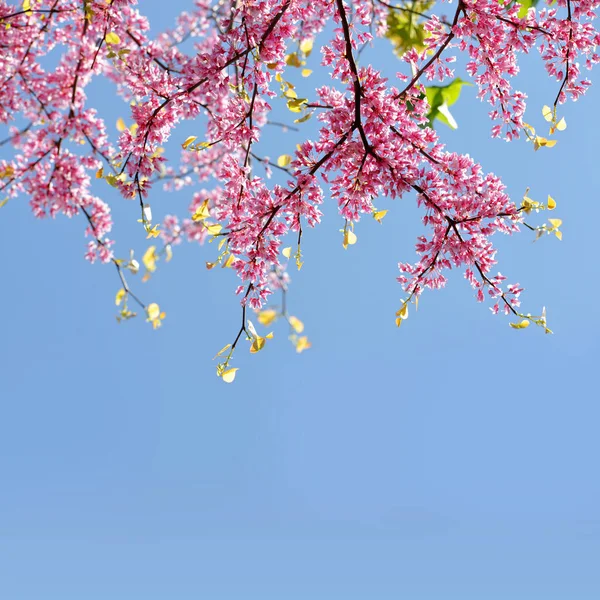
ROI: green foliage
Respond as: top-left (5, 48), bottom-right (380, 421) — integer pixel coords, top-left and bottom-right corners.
top-left (500, 0), bottom-right (542, 18)
top-left (425, 78), bottom-right (471, 129)
top-left (385, 1), bottom-right (434, 55)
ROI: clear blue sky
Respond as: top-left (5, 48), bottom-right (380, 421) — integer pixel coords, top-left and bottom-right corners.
top-left (1, 3), bottom-right (599, 599)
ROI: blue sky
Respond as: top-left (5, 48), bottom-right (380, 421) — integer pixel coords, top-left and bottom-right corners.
top-left (1, 2), bottom-right (599, 599)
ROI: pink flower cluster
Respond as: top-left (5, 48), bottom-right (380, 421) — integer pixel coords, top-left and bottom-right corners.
top-left (1, 0), bottom-right (598, 322)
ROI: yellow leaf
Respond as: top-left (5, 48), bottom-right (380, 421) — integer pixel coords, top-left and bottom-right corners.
top-left (396, 304), bottom-right (409, 320)
top-left (165, 244), bottom-right (173, 262)
top-left (285, 53), bottom-right (302, 68)
top-left (213, 343), bottom-right (232, 359)
top-left (205, 223), bottom-right (222, 235)
top-left (288, 316), bottom-right (304, 334)
top-left (294, 112), bottom-right (312, 124)
top-left (287, 98), bottom-right (307, 113)
top-left (277, 154), bottom-right (292, 167)
top-left (192, 198), bottom-right (210, 222)
top-left (116, 117), bottom-right (126, 132)
top-left (523, 122), bottom-right (536, 134)
top-left (206, 261), bottom-right (216, 270)
top-left (295, 336), bottom-right (311, 353)
top-left (147, 303), bottom-right (160, 321)
top-left (534, 136), bottom-right (557, 150)
top-left (548, 218), bottom-right (562, 228)
top-left (23, 0), bottom-right (31, 12)
top-left (301, 68), bottom-right (312, 77)
top-left (547, 195), bottom-right (556, 210)
top-left (343, 229), bottom-right (357, 249)
top-left (257, 309), bottom-right (277, 326)
top-left (300, 38), bottom-right (314, 56)
top-left (146, 224), bottom-right (160, 239)
top-left (555, 117), bottom-right (567, 131)
top-left (142, 246), bottom-right (157, 272)
top-left (95, 166), bottom-right (104, 179)
top-left (250, 336), bottom-right (266, 353)
top-left (395, 316), bottom-right (403, 327)
top-left (115, 288), bottom-right (126, 306)
top-left (510, 319), bottom-right (530, 329)
top-left (0, 165), bottom-right (15, 179)
top-left (222, 253), bottom-right (235, 268)
top-left (182, 135), bottom-right (197, 149)
top-left (373, 209), bottom-right (388, 223)
top-left (105, 32), bottom-right (121, 45)
top-left (283, 88), bottom-right (298, 99)
top-left (555, 230), bottom-right (563, 241)
top-left (542, 105), bottom-right (553, 122)
top-left (221, 368), bottom-right (238, 383)
top-left (282, 246), bottom-right (292, 258)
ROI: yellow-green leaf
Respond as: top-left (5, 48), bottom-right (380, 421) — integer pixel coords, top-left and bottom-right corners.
top-left (373, 209), bottom-right (388, 223)
top-left (214, 343), bottom-right (232, 359)
top-left (277, 154), bottom-right (292, 167)
top-left (284, 53), bottom-right (302, 68)
top-left (289, 316), bottom-right (304, 334)
top-left (106, 32), bottom-right (121, 45)
top-left (547, 195), bottom-right (556, 210)
top-left (115, 288), bottom-right (126, 306)
top-left (222, 253), bottom-right (235, 268)
top-left (257, 309), bottom-right (277, 326)
top-left (250, 336), bottom-right (266, 354)
top-left (182, 135), bottom-right (197, 149)
top-left (295, 336), bottom-right (311, 353)
top-left (294, 112), bottom-right (312, 124)
top-left (287, 98), bottom-right (307, 113)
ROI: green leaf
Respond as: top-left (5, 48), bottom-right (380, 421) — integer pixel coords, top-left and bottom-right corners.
top-left (425, 78), bottom-right (471, 129)
top-left (514, 0), bottom-right (541, 18)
